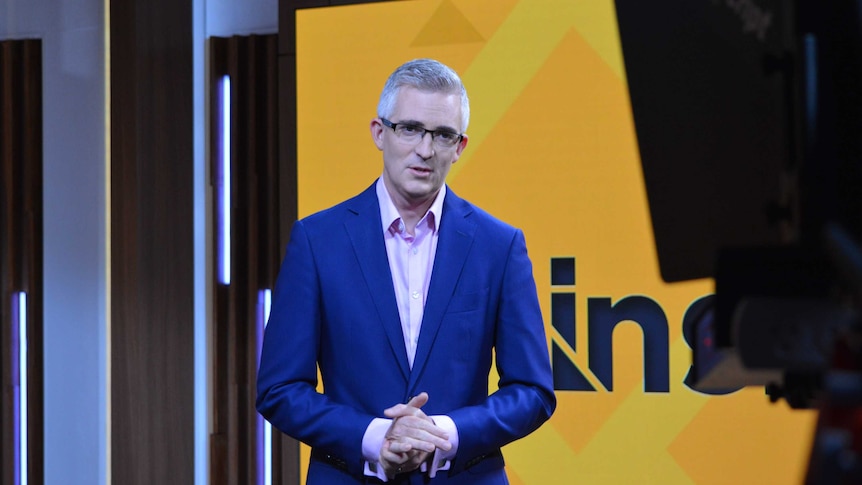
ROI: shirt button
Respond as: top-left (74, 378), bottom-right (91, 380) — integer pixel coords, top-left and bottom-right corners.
top-left (411, 247), bottom-right (418, 255)
top-left (411, 291), bottom-right (420, 299)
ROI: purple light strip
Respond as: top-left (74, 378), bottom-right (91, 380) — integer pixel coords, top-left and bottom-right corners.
top-left (12, 292), bottom-right (27, 485)
top-left (218, 75), bottom-right (232, 285)
top-left (257, 289), bottom-right (272, 485)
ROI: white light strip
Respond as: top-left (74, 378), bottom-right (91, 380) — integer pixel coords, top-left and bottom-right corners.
top-left (18, 291), bottom-right (28, 485)
top-left (263, 289), bottom-right (272, 327)
top-left (219, 75), bottom-right (232, 285)
top-left (264, 419), bottom-right (272, 485)
top-left (262, 289), bottom-right (272, 485)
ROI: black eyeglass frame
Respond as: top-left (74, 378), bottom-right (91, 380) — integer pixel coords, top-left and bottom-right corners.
top-left (379, 117), bottom-right (464, 147)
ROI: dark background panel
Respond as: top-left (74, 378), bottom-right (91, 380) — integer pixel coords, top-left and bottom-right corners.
top-left (110, 0), bottom-right (195, 482)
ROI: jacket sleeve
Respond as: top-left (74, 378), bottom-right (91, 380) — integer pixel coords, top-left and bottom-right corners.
top-left (255, 220), bottom-right (373, 475)
top-left (447, 228), bottom-right (557, 473)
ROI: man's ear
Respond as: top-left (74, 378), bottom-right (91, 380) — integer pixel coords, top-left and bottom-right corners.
top-left (370, 118), bottom-right (384, 150)
top-left (452, 134), bottom-right (469, 161)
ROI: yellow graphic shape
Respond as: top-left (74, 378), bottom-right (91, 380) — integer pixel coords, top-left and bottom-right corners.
top-left (448, 0), bottom-right (578, 180)
top-left (669, 388), bottom-right (816, 484)
top-left (449, 0), bottom-right (520, 41)
top-left (559, 338), bottom-right (708, 484)
top-left (449, 0), bottom-right (623, 180)
top-left (411, 0), bottom-right (484, 46)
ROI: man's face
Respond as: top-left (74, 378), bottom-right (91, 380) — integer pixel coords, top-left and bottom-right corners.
top-left (371, 87), bottom-right (468, 209)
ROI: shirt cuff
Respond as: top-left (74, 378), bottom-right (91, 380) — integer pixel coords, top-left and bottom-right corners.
top-left (362, 418), bottom-right (392, 481)
top-left (421, 415), bottom-right (459, 478)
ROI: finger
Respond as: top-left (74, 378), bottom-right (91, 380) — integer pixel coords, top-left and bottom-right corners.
top-left (405, 392), bottom-right (429, 408)
top-left (394, 436), bottom-right (435, 453)
top-left (382, 448), bottom-right (427, 475)
top-left (387, 415), bottom-right (449, 443)
top-left (416, 433), bottom-right (451, 452)
top-left (383, 392), bottom-right (429, 418)
top-left (384, 405), bottom-right (425, 420)
top-left (380, 440), bottom-right (409, 463)
top-left (380, 441), bottom-right (424, 477)
top-left (387, 427), bottom-right (450, 452)
top-left (402, 450), bottom-right (430, 469)
top-left (386, 439), bottom-right (414, 454)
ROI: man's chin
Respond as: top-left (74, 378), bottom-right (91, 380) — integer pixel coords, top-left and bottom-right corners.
top-left (404, 185), bottom-right (441, 203)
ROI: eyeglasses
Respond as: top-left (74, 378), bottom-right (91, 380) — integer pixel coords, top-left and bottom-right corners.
top-left (379, 118), bottom-right (464, 148)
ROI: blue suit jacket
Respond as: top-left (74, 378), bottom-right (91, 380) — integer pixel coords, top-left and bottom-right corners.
top-left (256, 183), bottom-right (555, 484)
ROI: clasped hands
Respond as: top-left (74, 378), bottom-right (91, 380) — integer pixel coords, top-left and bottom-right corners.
top-left (379, 392), bottom-right (451, 478)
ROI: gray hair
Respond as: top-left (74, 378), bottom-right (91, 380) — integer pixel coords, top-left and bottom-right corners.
top-left (377, 58), bottom-right (470, 132)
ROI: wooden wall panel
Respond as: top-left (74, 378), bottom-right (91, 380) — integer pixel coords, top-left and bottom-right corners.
top-left (109, 0), bottom-right (195, 483)
top-left (0, 38), bottom-right (44, 485)
top-left (209, 34), bottom-right (279, 485)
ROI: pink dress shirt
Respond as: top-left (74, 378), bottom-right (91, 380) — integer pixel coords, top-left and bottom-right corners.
top-left (361, 178), bottom-right (459, 481)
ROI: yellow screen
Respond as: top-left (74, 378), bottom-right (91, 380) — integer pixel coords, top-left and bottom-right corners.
top-left (295, 1), bottom-right (816, 483)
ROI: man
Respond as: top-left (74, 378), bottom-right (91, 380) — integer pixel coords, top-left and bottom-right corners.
top-left (257, 58), bottom-right (555, 484)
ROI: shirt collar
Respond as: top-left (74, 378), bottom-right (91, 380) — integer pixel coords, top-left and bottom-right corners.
top-left (376, 177), bottom-right (446, 235)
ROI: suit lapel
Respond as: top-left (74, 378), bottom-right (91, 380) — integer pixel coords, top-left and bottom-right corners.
top-left (343, 185), bottom-right (411, 381)
top-left (407, 190), bottom-right (476, 393)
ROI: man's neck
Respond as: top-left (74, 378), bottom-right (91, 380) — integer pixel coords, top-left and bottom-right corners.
top-left (395, 196), bottom-right (436, 236)
top-left (382, 182), bottom-right (439, 236)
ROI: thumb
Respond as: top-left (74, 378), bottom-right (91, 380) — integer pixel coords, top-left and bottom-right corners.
top-left (405, 392), bottom-right (429, 409)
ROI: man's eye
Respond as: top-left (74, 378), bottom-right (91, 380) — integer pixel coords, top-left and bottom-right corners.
top-left (436, 131), bottom-right (458, 142)
top-left (398, 125), bottom-right (422, 135)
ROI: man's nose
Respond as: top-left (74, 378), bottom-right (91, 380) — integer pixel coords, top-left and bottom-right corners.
top-left (414, 132), bottom-right (435, 158)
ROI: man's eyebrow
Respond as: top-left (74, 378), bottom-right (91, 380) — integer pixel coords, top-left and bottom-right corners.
top-left (398, 119), bottom-right (458, 132)
top-left (397, 119), bottom-right (425, 127)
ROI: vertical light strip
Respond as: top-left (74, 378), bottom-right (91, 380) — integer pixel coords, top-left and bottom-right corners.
top-left (104, 0), bottom-right (113, 481)
top-left (263, 289), bottom-right (272, 485)
top-left (218, 75), bottom-right (232, 285)
top-left (257, 289), bottom-right (273, 485)
top-left (191, 1), bottom-right (208, 483)
top-left (19, 292), bottom-right (28, 485)
top-left (16, 291), bottom-right (29, 485)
